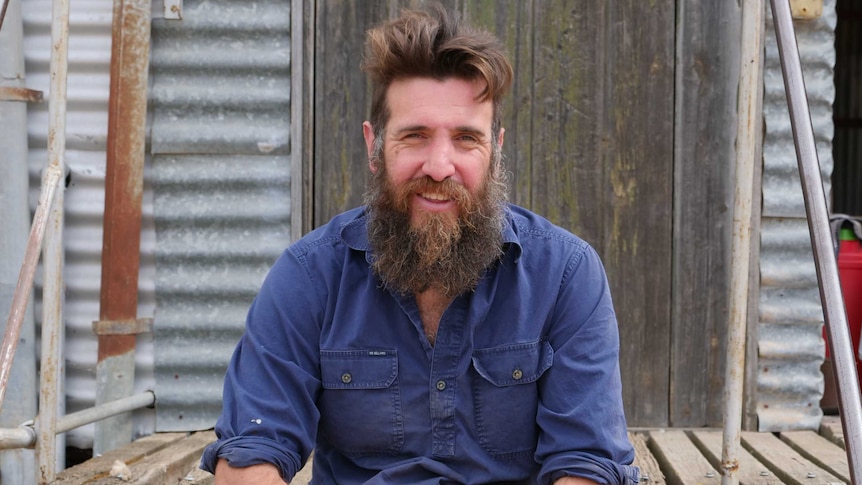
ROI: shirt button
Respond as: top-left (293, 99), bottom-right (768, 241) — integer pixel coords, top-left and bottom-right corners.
top-left (436, 380), bottom-right (446, 391)
top-left (341, 373), bottom-right (352, 384)
top-left (512, 369), bottom-right (523, 380)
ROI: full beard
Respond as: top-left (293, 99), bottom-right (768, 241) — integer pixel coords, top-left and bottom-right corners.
top-left (365, 149), bottom-right (508, 299)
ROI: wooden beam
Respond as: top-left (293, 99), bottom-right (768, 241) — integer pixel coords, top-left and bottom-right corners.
top-left (648, 430), bottom-right (720, 485)
top-left (741, 431), bottom-right (843, 485)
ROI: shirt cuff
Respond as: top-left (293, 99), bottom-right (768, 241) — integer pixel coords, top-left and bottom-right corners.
top-left (200, 435), bottom-right (303, 482)
top-left (544, 458), bottom-right (640, 485)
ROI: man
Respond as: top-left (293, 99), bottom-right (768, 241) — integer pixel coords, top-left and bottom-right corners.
top-left (201, 5), bottom-right (638, 484)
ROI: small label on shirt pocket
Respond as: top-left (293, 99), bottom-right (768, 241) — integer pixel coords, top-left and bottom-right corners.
top-left (320, 349), bottom-right (398, 389)
top-left (471, 339), bottom-right (554, 460)
top-left (319, 350), bottom-right (404, 456)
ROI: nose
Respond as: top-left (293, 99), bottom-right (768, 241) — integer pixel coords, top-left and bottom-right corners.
top-left (421, 137), bottom-right (456, 181)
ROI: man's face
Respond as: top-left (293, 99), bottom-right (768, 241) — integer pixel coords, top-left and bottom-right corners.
top-left (362, 76), bottom-right (508, 298)
top-left (363, 77), bottom-right (502, 228)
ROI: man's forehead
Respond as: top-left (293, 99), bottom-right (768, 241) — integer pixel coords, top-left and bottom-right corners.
top-left (383, 77), bottom-right (494, 129)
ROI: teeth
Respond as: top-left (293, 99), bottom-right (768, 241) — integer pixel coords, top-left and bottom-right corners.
top-left (421, 193), bottom-right (449, 201)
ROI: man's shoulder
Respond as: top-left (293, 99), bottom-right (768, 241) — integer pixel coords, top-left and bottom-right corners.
top-left (289, 207), bottom-right (367, 257)
top-left (507, 204), bottom-right (588, 251)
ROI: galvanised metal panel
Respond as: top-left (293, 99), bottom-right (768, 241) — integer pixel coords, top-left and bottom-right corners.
top-left (758, 0), bottom-right (836, 431)
top-left (22, 0), bottom-right (157, 449)
top-left (149, 0), bottom-right (291, 431)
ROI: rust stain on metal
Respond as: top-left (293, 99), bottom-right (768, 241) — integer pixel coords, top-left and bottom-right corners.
top-left (721, 459), bottom-right (740, 473)
top-left (98, 0), bottom-right (152, 361)
top-left (0, 86), bottom-right (44, 102)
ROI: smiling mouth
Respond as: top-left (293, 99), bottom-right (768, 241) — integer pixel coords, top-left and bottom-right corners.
top-left (419, 192), bottom-right (451, 202)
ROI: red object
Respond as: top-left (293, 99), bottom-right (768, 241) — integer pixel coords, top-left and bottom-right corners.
top-left (828, 237), bottom-right (862, 379)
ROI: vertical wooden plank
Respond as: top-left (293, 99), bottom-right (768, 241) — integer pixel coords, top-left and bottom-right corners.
top-left (530, 0), bottom-right (675, 426)
top-left (604, 0), bottom-right (675, 429)
top-left (460, 1), bottom-right (534, 207)
top-left (293, 0), bottom-right (316, 239)
top-left (671, 1), bottom-right (742, 426)
top-left (313, 0), bottom-right (391, 226)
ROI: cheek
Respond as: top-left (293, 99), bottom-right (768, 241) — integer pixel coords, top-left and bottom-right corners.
top-left (459, 162), bottom-right (491, 192)
top-left (383, 152), bottom-right (421, 185)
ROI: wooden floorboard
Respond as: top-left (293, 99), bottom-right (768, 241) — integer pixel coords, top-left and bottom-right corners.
top-left (52, 423), bottom-right (854, 484)
top-left (689, 430), bottom-right (779, 485)
top-left (742, 431), bottom-right (844, 485)
top-left (629, 432), bottom-right (667, 484)
top-left (781, 431), bottom-right (851, 483)
top-left (647, 429), bottom-right (721, 485)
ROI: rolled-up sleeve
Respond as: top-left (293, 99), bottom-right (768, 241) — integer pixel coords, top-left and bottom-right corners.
top-left (536, 245), bottom-right (639, 485)
top-left (200, 248), bottom-right (324, 482)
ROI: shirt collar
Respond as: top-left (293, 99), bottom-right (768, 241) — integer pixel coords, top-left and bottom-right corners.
top-left (340, 206), bottom-right (523, 262)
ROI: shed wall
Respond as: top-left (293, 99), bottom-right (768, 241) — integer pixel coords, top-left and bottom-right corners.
top-left (148, 0), bottom-right (292, 432)
top-left (757, 0), bottom-right (837, 430)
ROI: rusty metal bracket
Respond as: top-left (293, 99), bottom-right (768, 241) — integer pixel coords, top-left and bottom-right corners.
top-left (0, 87), bottom-right (43, 103)
top-left (164, 0), bottom-right (182, 20)
top-left (92, 318), bottom-right (153, 336)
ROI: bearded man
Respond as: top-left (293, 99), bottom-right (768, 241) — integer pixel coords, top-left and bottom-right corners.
top-left (202, 5), bottom-right (638, 485)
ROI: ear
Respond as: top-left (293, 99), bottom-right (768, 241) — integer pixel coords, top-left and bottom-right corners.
top-left (497, 127), bottom-right (505, 149)
top-left (363, 121), bottom-right (378, 173)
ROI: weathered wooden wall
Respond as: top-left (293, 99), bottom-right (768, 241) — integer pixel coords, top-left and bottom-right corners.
top-left (310, 0), bottom-right (741, 428)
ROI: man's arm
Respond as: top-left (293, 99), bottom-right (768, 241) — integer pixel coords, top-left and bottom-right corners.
top-left (555, 477), bottom-right (600, 485)
top-left (535, 244), bottom-right (638, 484)
top-left (214, 459), bottom-right (286, 485)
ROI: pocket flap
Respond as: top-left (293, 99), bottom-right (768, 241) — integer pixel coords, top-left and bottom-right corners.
top-left (320, 350), bottom-right (398, 389)
top-left (472, 339), bottom-right (553, 387)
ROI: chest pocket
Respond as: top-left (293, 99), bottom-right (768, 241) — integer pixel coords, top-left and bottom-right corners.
top-left (471, 339), bottom-right (554, 460)
top-left (318, 350), bottom-right (404, 456)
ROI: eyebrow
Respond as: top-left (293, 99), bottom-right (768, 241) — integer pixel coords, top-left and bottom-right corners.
top-left (391, 125), bottom-right (488, 138)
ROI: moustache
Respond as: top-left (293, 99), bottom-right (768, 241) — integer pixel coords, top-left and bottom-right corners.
top-left (392, 176), bottom-right (476, 215)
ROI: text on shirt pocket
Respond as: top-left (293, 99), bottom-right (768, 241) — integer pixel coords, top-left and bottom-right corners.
top-left (318, 349), bottom-right (404, 456)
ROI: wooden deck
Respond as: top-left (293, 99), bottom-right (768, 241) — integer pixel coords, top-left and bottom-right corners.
top-left (53, 416), bottom-right (851, 484)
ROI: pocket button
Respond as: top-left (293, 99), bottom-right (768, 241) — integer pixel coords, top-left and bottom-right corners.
top-left (341, 373), bottom-right (352, 384)
top-left (512, 369), bottom-right (523, 380)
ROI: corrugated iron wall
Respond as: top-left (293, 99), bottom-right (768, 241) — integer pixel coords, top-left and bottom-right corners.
top-left (149, 0), bottom-right (292, 432)
top-left (14, 0), bottom-right (841, 446)
top-left (22, 0), bottom-right (156, 449)
top-left (758, 0), bottom-right (837, 430)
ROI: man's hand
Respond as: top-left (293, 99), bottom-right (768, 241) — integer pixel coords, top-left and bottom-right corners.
top-left (554, 477), bottom-right (601, 485)
top-left (214, 459), bottom-right (286, 485)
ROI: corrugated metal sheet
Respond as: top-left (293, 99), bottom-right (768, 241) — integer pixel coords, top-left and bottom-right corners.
top-left (22, 0), bottom-right (156, 449)
top-left (149, 0), bottom-right (292, 432)
top-left (757, 0), bottom-right (837, 431)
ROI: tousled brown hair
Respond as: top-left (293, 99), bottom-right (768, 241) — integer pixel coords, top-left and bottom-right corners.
top-left (361, 4), bottom-right (513, 140)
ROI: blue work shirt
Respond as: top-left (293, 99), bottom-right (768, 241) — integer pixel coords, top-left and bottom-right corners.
top-left (201, 204), bottom-right (639, 485)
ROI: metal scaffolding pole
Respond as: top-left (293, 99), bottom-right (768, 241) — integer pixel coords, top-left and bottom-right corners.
top-left (35, 0), bottom-right (70, 482)
top-left (721, 1), bottom-right (764, 483)
top-left (769, 0), bottom-right (862, 481)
